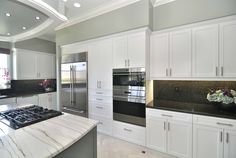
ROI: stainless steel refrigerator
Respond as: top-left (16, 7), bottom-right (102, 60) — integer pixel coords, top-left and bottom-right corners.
top-left (61, 52), bottom-right (88, 117)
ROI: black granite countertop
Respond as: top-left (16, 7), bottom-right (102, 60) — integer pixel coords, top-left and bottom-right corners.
top-left (0, 90), bottom-right (56, 100)
top-left (147, 100), bottom-right (236, 120)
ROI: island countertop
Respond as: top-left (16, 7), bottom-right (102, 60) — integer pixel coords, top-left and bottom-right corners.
top-left (0, 107), bottom-right (98, 158)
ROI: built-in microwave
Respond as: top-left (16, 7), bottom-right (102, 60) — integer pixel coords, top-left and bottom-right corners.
top-left (113, 68), bottom-right (146, 127)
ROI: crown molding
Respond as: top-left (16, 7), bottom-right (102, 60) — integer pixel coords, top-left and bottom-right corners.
top-left (151, 0), bottom-right (176, 7)
top-left (55, 0), bottom-right (141, 31)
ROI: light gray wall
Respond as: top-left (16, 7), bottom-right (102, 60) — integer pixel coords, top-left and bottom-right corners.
top-left (153, 0), bottom-right (236, 31)
top-left (56, 0), bottom-right (151, 46)
top-left (0, 41), bottom-right (10, 49)
top-left (15, 38), bottom-right (56, 53)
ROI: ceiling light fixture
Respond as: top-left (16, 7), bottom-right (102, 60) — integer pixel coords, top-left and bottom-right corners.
top-left (35, 16), bottom-right (40, 20)
top-left (22, 27), bottom-right (26, 30)
top-left (73, 2), bottom-right (81, 8)
top-left (5, 13), bottom-right (11, 17)
top-left (6, 33), bottom-right (11, 36)
top-left (62, 0), bottom-right (67, 2)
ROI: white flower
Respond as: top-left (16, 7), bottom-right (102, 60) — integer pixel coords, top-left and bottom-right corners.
top-left (234, 97), bottom-right (236, 104)
top-left (231, 90), bottom-right (236, 97)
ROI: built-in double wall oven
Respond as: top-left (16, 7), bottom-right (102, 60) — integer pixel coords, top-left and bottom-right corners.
top-left (113, 68), bottom-right (146, 127)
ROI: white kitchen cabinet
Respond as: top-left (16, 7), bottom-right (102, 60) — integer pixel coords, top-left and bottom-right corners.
top-left (146, 108), bottom-right (192, 158)
top-left (224, 130), bottom-right (236, 158)
top-left (113, 31), bottom-right (147, 68)
top-left (16, 95), bottom-right (38, 106)
top-left (13, 49), bottom-right (37, 79)
top-left (192, 24), bottom-right (219, 77)
top-left (38, 92), bottom-right (57, 110)
top-left (150, 33), bottom-right (169, 78)
top-left (112, 121), bottom-right (146, 146)
top-left (219, 21), bottom-right (236, 78)
top-left (13, 49), bottom-right (56, 80)
top-left (193, 115), bottom-right (236, 158)
top-left (146, 116), bottom-right (167, 152)
top-left (90, 113), bottom-right (113, 135)
top-left (113, 36), bottom-right (127, 68)
top-left (0, 98), bottom-right (16, 105)
top-left (88, 39), bottom-right (113, 90)
top-left (193, 125), bottom-right (223, 158)
top-left (127, 31), bottom-right (146, 68)
top-left (170, 29), bottom-right (192, 77)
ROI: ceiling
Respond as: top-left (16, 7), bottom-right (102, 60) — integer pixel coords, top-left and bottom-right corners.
top-left (0, 0), bottom-right (48, 37)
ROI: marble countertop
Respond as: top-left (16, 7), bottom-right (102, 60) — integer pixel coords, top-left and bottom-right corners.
top-left (0, 106), bottom-right (98, 158)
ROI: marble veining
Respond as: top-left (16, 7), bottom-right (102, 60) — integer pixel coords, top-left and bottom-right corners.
top-left (0, 113), bottom-right (98, 158)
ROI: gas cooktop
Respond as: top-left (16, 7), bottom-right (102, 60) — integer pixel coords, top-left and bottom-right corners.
top-left (0, 105), bottom-right (63, 129)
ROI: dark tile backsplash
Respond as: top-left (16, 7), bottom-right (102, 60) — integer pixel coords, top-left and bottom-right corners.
top-left (154, 80), bottom-right (236, 104)
top-left (0, 79), bottom-right (56, 95)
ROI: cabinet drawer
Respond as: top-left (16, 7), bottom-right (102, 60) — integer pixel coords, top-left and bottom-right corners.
top-left (88, 94), bottom-right (112, 104)
top-left (146, 108), bottom-right (192, 123)
top-left (0, 98), bottom-right (16, 105)
top-left (193, 115), bottom-right (236, 130)
top-left (89, 89), bottom-right (112, 97)
top-left (113, 121), bottom-right (146, 146)
top-left (89, 101), bottom-right (112, 118)
top-left (89, 114), bottom-right (112, 135)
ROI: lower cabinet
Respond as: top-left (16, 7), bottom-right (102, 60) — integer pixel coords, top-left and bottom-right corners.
top-left (112, 121), bottom-right (146, 146)
top-left (90, 113), bottom-right (112, 135)
top-left (0, 98), bottom-right (16, 105)
top-left (193, 115), bottom-right (236, 158)
top-left (38, 92), bottom-right (57, 110)
top-left (16, 95), bottom-right (39, 106)
top-left (146, 108), bottom-right (192, 158)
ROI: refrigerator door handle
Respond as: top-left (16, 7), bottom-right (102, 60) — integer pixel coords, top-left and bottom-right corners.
top-left (72, 65), bottom-right (76, 104)
top-left (70, 65), bottom-right (73, 105)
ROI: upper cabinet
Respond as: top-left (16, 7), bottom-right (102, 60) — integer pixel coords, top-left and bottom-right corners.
top-left (150, 29), bottom-right (192, 78)
top-left (113, 31), bottom-right (147, 68)
top-left (150, 17), bottom-right (236, 80)
top-left (219, 21), bottom-right (236, 77)
top-left (13, 49), bottom-right (56, 80)
top-left (192, 24), bottom-right (219, 77)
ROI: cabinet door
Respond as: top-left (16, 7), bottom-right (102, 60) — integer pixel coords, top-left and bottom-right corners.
top-left (219, 21), bottom-right (236, 77)
top-left (14, 50), bottom-right (37, 79)
top-left (167, 121), bottom-right (192, 158)
top-left (170, 29), bottom-right (192, 77)
top-left (38, 93), bottom-right (49, 108)
top-left (38, 53), bottom-right (55, 79)
top-left (127, 32), bottom-right (146, 68)
top-left (150, 33), bottom-right (169, 78)
top-left (113, 36), bottom-right (127, 68)
top-left (193, 125), bottom-right (223, 158)
top-left (17, 95), bottom-right (39, 106)
top-left (147, 117), bottom-right (167, 153)
top-left (224, 130), bottom-right (236, 158)
top-left (192, 24), bottom-right (219, 77)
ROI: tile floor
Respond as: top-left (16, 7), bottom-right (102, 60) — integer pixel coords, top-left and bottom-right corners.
top-left (97, 133), bottom-right (175, 158)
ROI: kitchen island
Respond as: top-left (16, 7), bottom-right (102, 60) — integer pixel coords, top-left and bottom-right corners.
top-left (0, 106), bottom-right (98, 158)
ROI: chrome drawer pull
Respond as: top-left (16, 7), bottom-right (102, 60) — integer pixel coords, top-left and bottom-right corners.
top-left (161, 114), bottom-right (173, 118)
top-left (124, 128), bottom-right (132, 132)
top-left (96, 98), bottom-right (103, 101)
top-left (98, 122), bottom-right (103, 125)
top-left (220, 131), bottom-right (223, 142)
top-left (96, 92), bottom-right (103, 95)
top-left (226, 133), bottom-right (229, 144)
top-left (217, 122), bottom-right (233, 127)
top-left (96, 106), bottom-right (103, 109)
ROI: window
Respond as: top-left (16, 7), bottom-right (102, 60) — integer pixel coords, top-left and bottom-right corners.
top-left (0, 49), bottom-right (11, 90)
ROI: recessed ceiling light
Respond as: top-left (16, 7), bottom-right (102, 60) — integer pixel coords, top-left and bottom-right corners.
top-left (35, 16), bottom-right (40, 20)
top-left (62, 0), bottom-right (67, 2)
top-left (5, 13), bottom-right (11, 17)
top-left (6, 33), bottom-right (11, 36)
top-left (22, 27), bottom-right (26, 30)
top-left (73, 2), bottom-right (81, 8)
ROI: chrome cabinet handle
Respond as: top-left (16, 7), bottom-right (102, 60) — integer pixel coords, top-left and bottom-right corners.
top-left (216, 67), bottom-right (218, 76)
top-left (220, 131), bottom-right (223, 142)
top-left (164, 122), bottom-right (166, 130)
top-left (96, 98), bottom-right (103, 101)
top-left (168, 122), bottom-right (170, 131)
top-left (96, 106), bottom-right (103, 109)
top-left (221, 67), bottom-right (223, 76)
top-left (124, 128), bottom-right (132, 132)
top-left (125, 60), bottom-right (127, 67)
top-left (217, 122), bottom-right (233, 127)
top-left (226, 133), bottom-right (229, 144)
top-left (169, 68), bottom-right (172, 77)
top-left (166, 69), bottom-right (168, 76)
top-left (161, 114), bottom-right (173, 118)
top-left (128, 60), bottom-right (130, 67)
top-left (96, 92), bottom-right (103, 95)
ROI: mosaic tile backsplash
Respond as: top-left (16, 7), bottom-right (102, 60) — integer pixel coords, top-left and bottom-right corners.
top-left (154, 80), bottom-right (236, 104)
